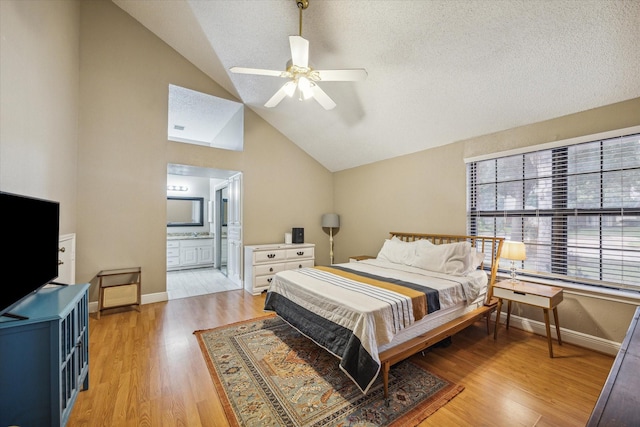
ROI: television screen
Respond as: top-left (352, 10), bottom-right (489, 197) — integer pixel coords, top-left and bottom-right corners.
top-left (0, 191), bottom-right (60, 317)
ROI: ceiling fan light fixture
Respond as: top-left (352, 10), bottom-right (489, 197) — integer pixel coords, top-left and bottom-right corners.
top-left (297, 77), bottom-right (313, 100)
top-left (284, 81), bottom-right (296, 97)
top-left (229, 0), bottom-right (366, 110)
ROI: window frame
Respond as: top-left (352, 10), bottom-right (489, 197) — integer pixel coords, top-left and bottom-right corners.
top-left (466, 128), bottom-right (640, 293)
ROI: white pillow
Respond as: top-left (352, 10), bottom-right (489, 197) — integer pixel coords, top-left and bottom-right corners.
top-left (411, 241), bottom-right (477, 276)
top-left (376, 239), bottom-right (417, 265)
top-left (470, 250), bottom-right (485, 270)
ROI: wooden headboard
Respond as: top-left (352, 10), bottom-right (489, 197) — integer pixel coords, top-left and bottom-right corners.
top-left (389, 232), bottom-right (504, 303)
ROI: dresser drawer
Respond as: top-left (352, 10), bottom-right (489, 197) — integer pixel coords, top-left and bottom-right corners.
top-left (167, 240), bottom-right (180, 248)
top-left (285, 259), bottom-right (315, 270)
top-left (286, 247), bottom-right (314, 259)
top-left (254, 249), bottom-right (287, 263)
top-left (255, 263), bottom-right (285, 276)
top-left (254, 274), bottom-right (276, 290)
top-left (494, 286), bottom-right (553, 308)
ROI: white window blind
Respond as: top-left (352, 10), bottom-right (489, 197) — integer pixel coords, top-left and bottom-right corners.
top-left (467, 132), bottom-right (640, 291)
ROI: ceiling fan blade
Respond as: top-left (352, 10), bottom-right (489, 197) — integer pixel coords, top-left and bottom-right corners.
top-left (316, 69), bottom-right (368, 81)
top-left (230, 66), bottom-right (284, 77)
top-left (289, 36), bottom-right (309, 68)
top-left (310, 84), bottom-right (336, 110)
top-left (264, 81), bottom-right (295, 108)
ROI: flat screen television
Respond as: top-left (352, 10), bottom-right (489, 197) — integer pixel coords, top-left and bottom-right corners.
top-left (0, 191), bottom-right (60, 318)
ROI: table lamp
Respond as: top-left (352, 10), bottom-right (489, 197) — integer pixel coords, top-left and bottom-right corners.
top-left (501, 241), bottom-right (526, 282)
top-left (321, 213), bottom-right (340, 264)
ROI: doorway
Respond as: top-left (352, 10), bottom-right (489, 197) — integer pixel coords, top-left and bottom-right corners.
top-left (166, 164), bottom-right (242, 299)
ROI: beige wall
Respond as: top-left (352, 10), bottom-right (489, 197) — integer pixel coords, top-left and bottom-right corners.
top-left (335, 98), bottom-right (640, 261)
top-left (2, 0), bottom-right (333, 303)
top-left (0, 0), bottom-right (79, 235)
top-left (77, 0), bottom-right (333, 300)
top-left (335, 98), bottom-right (640, 345)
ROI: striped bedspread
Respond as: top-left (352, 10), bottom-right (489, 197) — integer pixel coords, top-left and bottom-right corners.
top-left (263, 259), bottom-right (484, 393)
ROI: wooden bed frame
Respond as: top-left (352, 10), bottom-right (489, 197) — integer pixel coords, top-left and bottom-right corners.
top-left (378, 232), bottom-right (504, 399)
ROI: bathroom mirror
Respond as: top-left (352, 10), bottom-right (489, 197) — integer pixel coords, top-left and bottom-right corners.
top-left (167, 197), bottom-right (204, 227)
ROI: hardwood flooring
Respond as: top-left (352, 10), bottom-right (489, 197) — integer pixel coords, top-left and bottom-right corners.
top-left (68, 291), bottom-right (614, 426)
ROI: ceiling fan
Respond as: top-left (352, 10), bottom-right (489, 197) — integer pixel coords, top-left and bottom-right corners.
top-left (229, 0), bottom-right (367, 110)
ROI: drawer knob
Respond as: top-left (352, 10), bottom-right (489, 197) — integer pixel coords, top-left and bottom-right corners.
top-left (268, 253), bottom-right (276, 259)
top-left (297, 251), bottom-right (304, 256)
top-left (268, 278), bottom-right (273, 283)
top-left (269, 267), bottom-right (273, 272)
top-left (298, 264), bottom-right (302, 268)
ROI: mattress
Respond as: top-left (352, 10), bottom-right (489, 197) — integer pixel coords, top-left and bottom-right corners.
top-left (264, 259), bottom-right (488, 393)
top-left (378, 288), bottom-right (487, 353)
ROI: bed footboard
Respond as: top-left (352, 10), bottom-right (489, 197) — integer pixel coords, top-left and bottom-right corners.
top-left (378, 303), bottom-right (496, 400)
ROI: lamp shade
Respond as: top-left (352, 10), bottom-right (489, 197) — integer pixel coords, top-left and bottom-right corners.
top-left (321, 213), bottom-right (340, 228)
top-left (501, 241), bottom-right (526, 261)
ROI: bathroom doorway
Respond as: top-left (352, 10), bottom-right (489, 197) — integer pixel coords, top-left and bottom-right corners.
top-left (166, 164), bottom-right (243, 298)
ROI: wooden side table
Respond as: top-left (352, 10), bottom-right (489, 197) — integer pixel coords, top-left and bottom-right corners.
top-left (97, 267), bottom-right (141, 318)
top-left (493, 279), bottom-right (563, 357)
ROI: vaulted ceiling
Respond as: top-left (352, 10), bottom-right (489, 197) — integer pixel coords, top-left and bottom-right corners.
top-left (113, 0), bottom-right (640, 172)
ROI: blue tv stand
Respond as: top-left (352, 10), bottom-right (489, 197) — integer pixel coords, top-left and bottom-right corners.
top-left (0, 283), bottom-right (90, 427)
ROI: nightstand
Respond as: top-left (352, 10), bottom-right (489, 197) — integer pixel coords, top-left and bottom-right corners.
top-left (97, 267), bottom-right (142, 319)
top-left (493, 279), bottom-right (563, 357)
top-left (349, 255), bottom-right (375, 262)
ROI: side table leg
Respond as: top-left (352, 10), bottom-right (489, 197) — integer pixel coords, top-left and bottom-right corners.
top-left (494, 299), bottom-right (503, 340)
top-left (543, 308), bottom-right (553, 358)
top-left (97, 278), bottom-right (103, 319)
top-left (553, 307), bottom-right (562, 345)
top-left (506, 300), bottom-right (512, 329)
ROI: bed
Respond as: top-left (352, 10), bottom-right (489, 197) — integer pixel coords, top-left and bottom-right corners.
top-left (263, 232), bottom-right (504, 398)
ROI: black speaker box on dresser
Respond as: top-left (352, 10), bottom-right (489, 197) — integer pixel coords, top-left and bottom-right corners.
top-left (292, 228), bottom-right (304, 244)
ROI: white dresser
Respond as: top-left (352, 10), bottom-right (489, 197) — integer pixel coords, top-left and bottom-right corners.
top-left (244, 243), bottom-right (315, 295)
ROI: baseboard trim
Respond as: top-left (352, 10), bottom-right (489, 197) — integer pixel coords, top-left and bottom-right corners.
top-left (86, 292), bottom-right (621, 356)
top-left (89, 292), bottom-right (169, 313)
top-left (494, 312), bottom-right (621, 356)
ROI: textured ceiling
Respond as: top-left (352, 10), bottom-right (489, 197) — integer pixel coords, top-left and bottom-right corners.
top-left (113, 0), bottom-right (640, 172)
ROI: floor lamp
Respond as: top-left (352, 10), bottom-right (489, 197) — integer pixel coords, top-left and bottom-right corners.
top-left (321, 213), bottom-right (340, 264)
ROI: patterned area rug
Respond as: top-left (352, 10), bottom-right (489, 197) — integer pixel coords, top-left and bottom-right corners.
top-left (195, 315), bottom-right (463, 427)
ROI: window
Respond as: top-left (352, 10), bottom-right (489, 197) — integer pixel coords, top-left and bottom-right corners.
top-left (467, 132), bottom-right (640, 291)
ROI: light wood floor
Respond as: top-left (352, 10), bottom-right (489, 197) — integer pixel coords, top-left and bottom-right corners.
top-left (68, 291), bottom-right (614, 427)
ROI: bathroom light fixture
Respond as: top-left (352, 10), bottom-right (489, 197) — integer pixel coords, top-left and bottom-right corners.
top-left (167, 185), bottom-right (188, 192)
